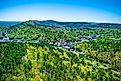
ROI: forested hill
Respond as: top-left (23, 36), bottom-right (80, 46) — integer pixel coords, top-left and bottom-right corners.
top-left (10, 20), bottom-right (121, 29)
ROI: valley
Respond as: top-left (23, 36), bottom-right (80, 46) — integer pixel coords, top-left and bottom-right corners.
top-left (0, 20), bottom-right (121, 81)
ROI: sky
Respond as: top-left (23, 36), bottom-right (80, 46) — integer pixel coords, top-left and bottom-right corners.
top-left (0, 0), bottom-right (121, 23)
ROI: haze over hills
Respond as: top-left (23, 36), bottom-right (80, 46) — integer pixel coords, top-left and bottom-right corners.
top-left (8, 20), bottom-right (121, 29)
top-left (0, 21), bottom-right (21, 27)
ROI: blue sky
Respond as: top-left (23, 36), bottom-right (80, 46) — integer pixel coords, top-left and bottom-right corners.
top-left (0, 0), bottom-right (121, 23)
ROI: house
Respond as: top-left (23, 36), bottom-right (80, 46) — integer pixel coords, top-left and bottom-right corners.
top-left (9, 38), bottom-right (14, 42)
top-left (78, 35), bottom-right (83, 38)
top-left (0, 36), bottom-right (10, 42)
top-left (3, 38), bottom-right (9, 42)
top-left (83, 34), bottom-right (100, 40)
top-left (109, 38), bottom-right (119, 41)
top-left (13, 38), bottom-right (25, 42)
top-left (80, 52), bottom-right (85, 55)
top-left (57, 43), bottom-right (61, 47)
top-left (83, 36), bottom-right (92, 40)
top-left (54, 42), bottom-right (58, 46)
top-left (63, 44), bottom-right (75, 51)
top-left (9, 37), bottom-right (14, 40)
top-left (103, 64), bottom-right (111, 69)
top-left (49, 42), bottom-right (54, 45)
top-left (60, 39), bottom-right (65, 44)
top-left (81, 40), bottom-right (89, 42)
top-left (63, 45), bottom-right (70, 49)
top-left (0, 40), bottom-right (5, 42)
top-left (0, 36), bottom-right (3, 40)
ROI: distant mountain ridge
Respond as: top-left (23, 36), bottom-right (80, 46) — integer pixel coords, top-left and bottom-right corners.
top-left (0, 21), bottom-right (22, 27)
top-left (7, 20), bottom-right (121, 29)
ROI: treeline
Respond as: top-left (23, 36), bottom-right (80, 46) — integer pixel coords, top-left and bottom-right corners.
top-left (7, 25), bottom-right (121, 43)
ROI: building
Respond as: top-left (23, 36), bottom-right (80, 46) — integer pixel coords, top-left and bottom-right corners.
top-left (0, 36), bottom-right (3, 40)
top-left (49, 42), bottom-right (54, 45)
top-left (109, 38), bottom-right (119, 41)
top-left (62, 44), bottom-right (75, 51)
top-left (80, 52), bottom-right (85, 55)
top-left (3, 38), bottom-right (9, 42)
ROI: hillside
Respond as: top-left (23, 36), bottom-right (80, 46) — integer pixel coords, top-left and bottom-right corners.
top-left (10, 20), bottom-right (121, 29)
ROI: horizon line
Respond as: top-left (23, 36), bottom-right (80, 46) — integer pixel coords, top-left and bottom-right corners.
top-left (0, 19), bottom-right (121, 24)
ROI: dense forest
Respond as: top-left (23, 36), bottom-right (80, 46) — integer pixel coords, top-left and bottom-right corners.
top-left (0, 20), bottom-right (121, 81)
top-left (0, 42), bottom-right (121, 81)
